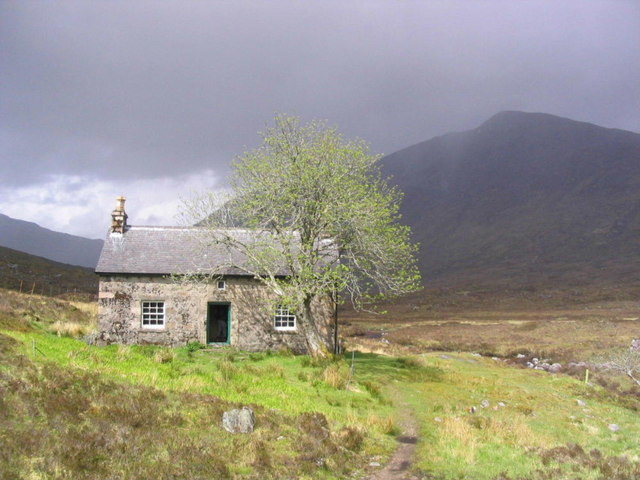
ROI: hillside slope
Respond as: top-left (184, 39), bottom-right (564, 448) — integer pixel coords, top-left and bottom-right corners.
top-left (382, 111), bottom-right (640, 284)
top-left (0, 245), bottom-right (98, 296)
top-left (0, 213), bottom-right (103, 268)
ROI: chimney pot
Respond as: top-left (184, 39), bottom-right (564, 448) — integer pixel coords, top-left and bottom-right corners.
top-left (111, 196), bottom-right (128, 234)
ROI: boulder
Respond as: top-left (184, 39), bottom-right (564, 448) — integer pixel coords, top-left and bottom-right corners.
top-left (548, 363), bottom-right (563, 373)
top-left (222, 407), bottom-right (256, 434)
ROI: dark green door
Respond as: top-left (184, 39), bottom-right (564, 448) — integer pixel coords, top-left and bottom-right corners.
top-left (207, 303), bottom-right (230, 344)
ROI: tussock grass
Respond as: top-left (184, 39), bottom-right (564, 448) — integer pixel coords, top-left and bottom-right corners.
top-left (153, 347), bottom-right (175, 364)
top-left (322, 363), bottom-right (351, 389)
top-left (50, 320), bottom-right (94, 338)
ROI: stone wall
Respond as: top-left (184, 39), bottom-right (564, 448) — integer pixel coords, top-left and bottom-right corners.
top-left (97, 275), bottom-right (335, 353)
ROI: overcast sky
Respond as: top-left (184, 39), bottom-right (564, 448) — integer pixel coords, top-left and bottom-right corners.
top-left (1, 0), bottom-right (639, 239)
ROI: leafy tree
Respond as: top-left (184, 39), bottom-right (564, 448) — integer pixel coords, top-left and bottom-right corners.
top-left (186, 115), bottom-right (421, 356)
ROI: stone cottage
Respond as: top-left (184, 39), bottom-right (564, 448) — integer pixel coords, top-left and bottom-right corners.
top-left (95, 197), bottom-right (336, 353)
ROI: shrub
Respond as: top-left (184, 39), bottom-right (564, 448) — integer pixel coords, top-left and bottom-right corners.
top-left (332, 426), bottom-right (364, 451)
top-left (185, 341), bottom-right (206, 353)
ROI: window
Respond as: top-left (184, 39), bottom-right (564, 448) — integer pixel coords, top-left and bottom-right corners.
top-left (274, 305), bottom-right (296, 331)
top-left (217, 280), bottom-right (226, 290)
top-left (142, 301), bottom-right (165, 328)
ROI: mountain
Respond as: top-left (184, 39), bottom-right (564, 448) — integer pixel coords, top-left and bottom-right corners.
top-left (0, 214), bottom-right (103, 269)
top-left (382, 111), bottom-right (640, 285)
top-left (0, 245), bottom-right (98, 296)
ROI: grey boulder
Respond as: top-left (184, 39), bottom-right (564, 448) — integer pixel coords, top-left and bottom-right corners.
top-left (222, 407), bottom-right (256, 434)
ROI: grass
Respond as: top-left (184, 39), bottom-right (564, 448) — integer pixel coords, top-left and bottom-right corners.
top-left (394, 353), bottom-right (640, 479)
top-left (0, 287), bottom-right (398, 479)
top-left (2, 286), bottom-right (640, 479)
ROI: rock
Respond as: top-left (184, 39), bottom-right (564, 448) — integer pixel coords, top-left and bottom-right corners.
top-left (434, 417), bottom-right (443, 422)
top-left (548, 363), bottom-right (563, 373)
top-left (526, 362), bottom-right (534, 368)
top-left (516, 353), bottom-right (526, 359)
top-left (568, 361), bottom-right (587, 368)
top-left (532, 357), bottom-right (539, 364)
top-left (481, 399), bottom-right (490, 408)
top-left (471, 353), bottom-right (481, 357)
top-left (369, 462), bottom-right (381, 467)
top-left (577, 399), bottom-right (586, 407)
top-left (222, 407), bottom-right (256, 434)
top-left (277, 436), bottom-right (285, 441)
top-left (608, 424), bottom-right (620, 432)
top-left (498, 402), bottom-right (506, 407)
top-left (631, 339), bottom-right (640, 352)
top-left (439, 354), bottom-right (451, 359)
top-left (470, 406), bottom-right (477, 414)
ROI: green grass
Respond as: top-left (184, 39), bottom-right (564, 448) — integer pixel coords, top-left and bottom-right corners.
top-left (2, 287), bottom-right (639, 479)
top-left (396, 353), bottom-right (640, 479)
top-left (0, 288), bottom-right (399, 479)
top-left (7, 332), bottom-right (397, 427)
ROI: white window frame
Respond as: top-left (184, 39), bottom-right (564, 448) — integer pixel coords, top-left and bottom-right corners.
top-left (141, 301), bottom-right (165, 329)
top-left (217, 280), bottom-right (226, 291)
top-left (274, 305), bottom-right (296, 331)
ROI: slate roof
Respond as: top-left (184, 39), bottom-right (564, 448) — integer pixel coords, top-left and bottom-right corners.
top-left (95, 226), bottom-right (337, 276)
top-left (96, 227), bottom-right (262, 275)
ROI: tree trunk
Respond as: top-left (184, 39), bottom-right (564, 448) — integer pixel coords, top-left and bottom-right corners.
top-left (299, 297), bottom-right (328, 358)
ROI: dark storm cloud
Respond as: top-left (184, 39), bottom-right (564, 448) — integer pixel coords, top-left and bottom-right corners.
top-left (1, 0), bottom-right (639, 188)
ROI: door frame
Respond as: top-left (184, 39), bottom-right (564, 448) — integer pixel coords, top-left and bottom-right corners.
top-left (206, 302), bottom-right (231, 345)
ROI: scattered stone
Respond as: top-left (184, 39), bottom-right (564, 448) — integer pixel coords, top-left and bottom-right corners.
top-left (369, 462), bottom-right (381, 467)
top-left (381, 338), bottom-right (390, 344)
top-left (277, 436), bottom-right (285, 441)
top-left (631, 339), bottom-right (640, 352)
top-left (471, 353), bottom-right (481, 357)
top-left (532, 358), bottom-right (539, 365)
top-left (481, 399), bottom-right (490, 408)
top-left (577, 400), bottom-right (586, 407)
top-left (434, 417), bottom-right (443, 423)
top-left (470, 406), bottom-right (477, 414)
top-left (316, 458), bottom-right (326, 467)
top-left (608, 424), bottom-right (620, 432)
top-left (498, 402), bottom-right (507, 407)
top-left (548, 363), bottom-right (563, 373)
top-left (526, 362), bottom-right (534, 369)
top-left (516, 353), bottom-right (526, 359)
top-left (491, 356), bottom-right (499, 361)
top-left (439, 354), bottom-right (451, 359)
top-left (222, 407), bottom-right (256, 434)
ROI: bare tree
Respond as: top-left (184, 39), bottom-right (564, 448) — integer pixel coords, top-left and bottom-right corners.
top-left (596, 343), bottom-right (640, 387)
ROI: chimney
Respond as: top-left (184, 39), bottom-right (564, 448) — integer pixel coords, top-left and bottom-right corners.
top-left (111, 196), bottom-right (128, 234)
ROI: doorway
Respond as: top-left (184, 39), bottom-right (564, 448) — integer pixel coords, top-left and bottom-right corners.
top-left (207, 303), bottom-right (230, 344)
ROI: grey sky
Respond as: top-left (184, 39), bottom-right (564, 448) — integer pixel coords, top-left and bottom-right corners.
top-left (1, 1), bottom-right (639, 238)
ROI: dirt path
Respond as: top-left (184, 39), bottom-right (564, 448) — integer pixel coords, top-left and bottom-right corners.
top-left (368, 389), bottom-right (422, 480)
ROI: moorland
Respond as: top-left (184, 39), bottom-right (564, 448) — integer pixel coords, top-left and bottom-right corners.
top-left (1, 271), bottom-right (639, 479)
